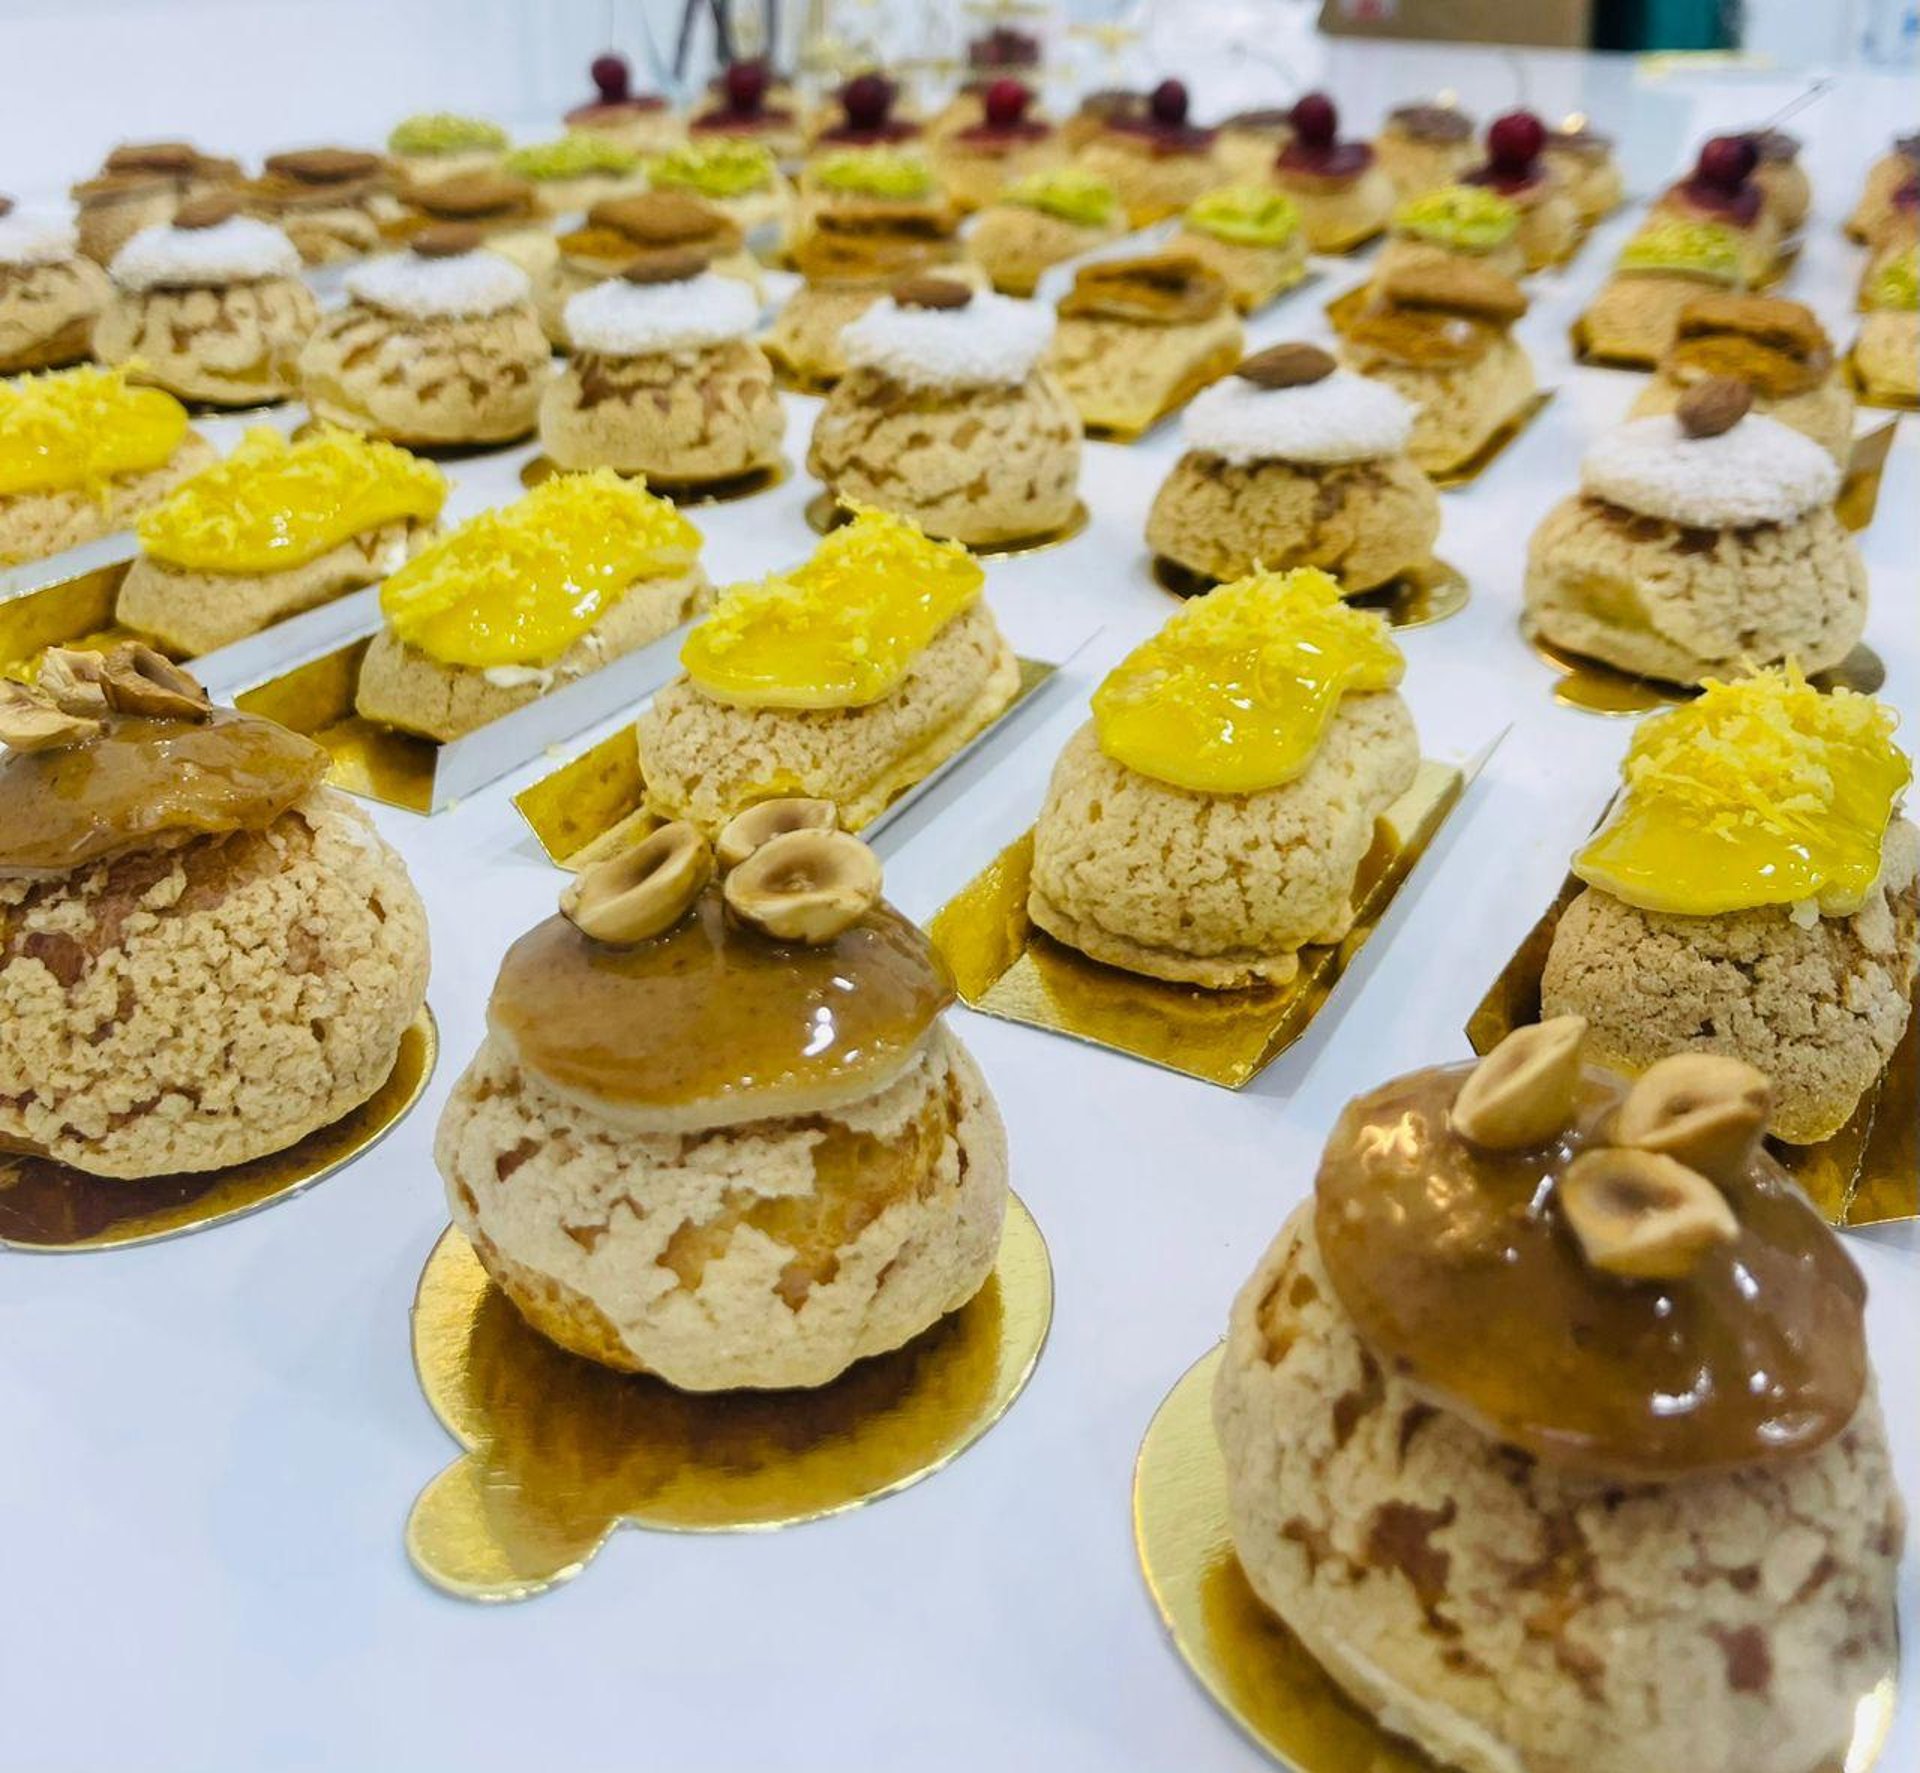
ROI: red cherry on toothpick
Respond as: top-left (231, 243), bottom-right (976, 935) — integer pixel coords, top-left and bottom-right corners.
top-left (841, 71), bottom-right (894, 130)
top-left (591, 53), bottom-right (630, 103)
top-left (724, 59), bottom-right (770, 114)
top-left (1290, 91), bottom-right (1337, 147)
top-left (1486, 109), bottom-right (1545, 170)
top-left (1696, 134), bottom-right (1758, 190)
top-left (982, 78), bottom-right (1031, 130)
top-left (1149, 78), bottom-right (1189, 127)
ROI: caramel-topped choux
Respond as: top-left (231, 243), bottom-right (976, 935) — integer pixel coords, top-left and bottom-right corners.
top-left (1214, 1019), bottom-right (1901, 1773)
top-left (645, 138), bottom-right (794, 248)
top-left (0, 646), bottom-right (428, 1178)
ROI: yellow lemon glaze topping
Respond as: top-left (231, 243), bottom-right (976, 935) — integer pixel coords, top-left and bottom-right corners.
top-left (1575, 667), bottom-right (1911, 918)
top-left (1185, 184), bottom-right (1302, 248)
top-left (1093, 568), bottom-right (1404, 794)
top-left (380, 470), bottom-right (699, 668)
top-left (0, 366), bottom-right (188, 499)
top-left (812, 149), bottom-right (936, 200)
top-left (1393, 184), bottom-right (1519, 250)
top-left (681, 506), bottom-right (983, 709)
top-left (137, 427), bottom-right (446, 573)
top-left (1617, 218), bottom-right (1742, 281)
top-left (649, 140), bottom-right (778, 198)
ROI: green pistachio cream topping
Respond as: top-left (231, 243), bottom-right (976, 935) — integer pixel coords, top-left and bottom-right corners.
top-left (1393, 184), bottom-right (1519, 250)
top-left (1616, 217), bottom-right (1743, 282)
top-left (649, 140), bottom-right (778, 198)
top-left (1000, 168), bottom-right (1118, 227)
top-left (812, 149), bottom-right (935, 200)
top-left (1185, 183), bottom-right (1303, 248)
top-left (388, 113), bottom-right (510, 157)
top-left (503, 133), bottom-right (642, 180)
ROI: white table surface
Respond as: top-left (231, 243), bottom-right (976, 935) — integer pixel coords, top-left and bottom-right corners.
top-left (1, 40), bottom-right (1915, 1773)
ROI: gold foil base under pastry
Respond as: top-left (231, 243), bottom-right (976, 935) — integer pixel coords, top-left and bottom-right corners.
top-left (1082, 340), bottom-right (1245, 444)
top-left (406, 1195), bottom-right (1053, 1602)
top-left (1845, 350), bottom-right (1920, 413)
top-left (1133, 1346), bottom-right (1898, 1773)
top-left (0, 557), bottom-right (163, 681)
top-left (1151, 556), bottom-right (1469, 630)
top-left (1838, 418), bottom-right (1898, 531)
top-left (520, 454), bottom-right (790, 506)
top-left (512, 654), bottom-right (1060, 868)
top-left (929, 757), bottom-right (1470, 1090)
top-left (290, 417), bottom-right (529, 460)
top-left (1527, 633), bottom-right (1888, 718)
top-left (1428, 389), bottom-right (1556, 488)
top-left (0, 1009), bottom-right (436, 1252)
top-left (803, 491), bottom-right (1090, 557)
top-left (770, 360), bottom-right (839, 396)
top-left (1569, 317), bottom-right (1655, 371)
top-left (1466, 877), bottom-right (1919, 1228)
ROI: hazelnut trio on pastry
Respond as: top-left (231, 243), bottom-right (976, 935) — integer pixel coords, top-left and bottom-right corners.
top-left (0, 198), bottom-right (111, 374)
top-left (356, 470), bottom-right (707, 743)
top-left (963, 168), bottom-right (1123, 298)
top-left (1146, 344), bottom-right (1438, 592)
top-left (1214, 1019), bottom-right (1902, 1773)
top-left (0, 647), bottom-right (428, 1179)
top-left (118, 427), bottom-right (446, 657)
top-left (638, 508), bottom-right (1019, 834)
top-left (1523, 380), bottom-right (1866, 687)
top-left (809, 276), bottom-right (1080, 547)
top-left (541, 253), bottom-right (782, 488)
top-left (1543, 669), bottom-right (1916, 1146)
top-left (1029, 569), bottom-right (1418, 989)
top-left (95, 194), bottom-right (318, 406)
top-left (437, 817), bottom-right (1008, 1391)
top-left (0, 365), bottom-right (215, 567)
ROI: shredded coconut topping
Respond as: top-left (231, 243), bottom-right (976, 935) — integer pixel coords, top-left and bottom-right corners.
top-left (837, 290), bottom-right (1053, 390)
top-left (1181, 370), bottom-right (1416, 466)
top-left (1582, 413), bottom-right (1840, 528)
top-left (0, 212), bottom-right (78, 267)
top-left (345, 248), bottom-right (532, 319)
top-left (110, 216), bottom-right (302, 289)
top-left (563, 271), bottom-right (758, 355)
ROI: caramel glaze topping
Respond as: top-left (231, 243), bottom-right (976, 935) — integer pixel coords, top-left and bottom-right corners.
top-left (1059, 253), bottom-right (1228, 325)
top-left (0, 708), bottom-right (328, 880)
top-left (1313, 1061), bottom-right (1867, 1481)
top-left (488, 887), bottom-right (952, 1117)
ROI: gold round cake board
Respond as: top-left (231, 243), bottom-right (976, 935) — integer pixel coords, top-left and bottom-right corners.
top-left (0, 1008), bottom-right (438, 1253)
top-left (1150, 558), bottom-right (1470, 630)
top-left (804, 492), bottom-right (1090, 558)
top-left (406, 1192), bottom-right (1054, 1603)
top-left (519, 454), bottom-right (789, 505)
top-left (1133, 1347), bottom-right (1897, 1773)
top-left (1531, 635), bottom-right (1889, 719)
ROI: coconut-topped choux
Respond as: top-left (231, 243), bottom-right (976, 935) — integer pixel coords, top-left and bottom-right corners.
top-left (354, 470), bottom-right (706, 742)
top-left (70, 140), bottom-right (241, 268)
top-left (1455, 109), bottom-right (1580, 272)
top-left (243, 149), bottom-right (390, 267)
top-left (1543, 670), bottom-right (1917, 1146)
top-left (387, 170), bottom-right (552, 277)
top-left (1146, 343), bottom-right (1438, 591)
top-left (1854, 244), bottom-right (1918, 403)
top-left (687, 58), bottom-right (805, 162)
top-left (1745, 127), bottom-right (1810, 234)
top-left (0, 199), bottom-right (111, 373)
top-left (94, 193), bottom-right (317, 406)
top-left (1630, 293), bottom-right (1854, 465)
top-left (1074, 78), bottom-right (1226, 226)
top-left (502, 133), bottom-right (646, 218)
top-left (0, 646), bottom-right (428, 1179)
top-left (1213, 1019), bottom-right (1901, 1773)
top-left (932, 79), bottom-right (1062, 213)
top-left (539, 253), bottom-right (783, 487)
top-left (963, 168), bottom-right (1123, 297)
top-left (646, 138), bottom-right (793, 246)
top-left (1373, 100), bottom-right (1477, 201)
top-left (563, 52), bottom-right (681, 155)
top-left (1654, 136), bottom-right (1781, 284)
top-left (1165, 185), bottom-right (1308, 312)
top-left (1375, 183), bottom-right (1524, 283)
top-left (1272, 92), bottom-right (1395, 252)
top-left (1332, 256), bottom-right (1534, 476)
top-left (1524, 379), bottom-right (1867, 687)
top-left (809, 276), bottom-right (1079, 546)
top-left (0, 365), bottom-right (215, 567)
top-left (299, 227), bottom-right (549, 447)
top-left (534, 190), bottom-right (754, 347)
top-left (1029, 569), bottom-right (1418, 989)
top-left (1046, 253), bottom-right (1244, 435)
top-left (1580, 214), bottom-right (1752, 366)
top-left (386, 113), bottom-right (509, 186)
top-left (1544, 116), bottom-right (1625, 223)
top-left (1214, 107), bottom-right (1295, 182)
top-left (117, 427), bottom-right (446, 656)
top-left (636, 507), bottom-right (1019, 834)
top-left (436, 818), bottom-right (1009, 1391)
top-left (1849, 132), bottom-right (1919, 241)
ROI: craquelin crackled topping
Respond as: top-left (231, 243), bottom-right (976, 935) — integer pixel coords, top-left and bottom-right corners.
top-left (1058, 252), bottom-right (1228, 325)
top-left (1091, 566), bottom-right (1403, 794)
top-left (0, 365), bottom-right (189, 498)
top-left (379, 470), bottom-right (700, 669)
top-left (1313, 1019), bottom-right (1868, 1480)
top-left (136, 427), bottom-right (446, 574)
top-left (681, 506), bottom-right (983, 710)
top-left (1573, 665), bottom-right (1910, 920)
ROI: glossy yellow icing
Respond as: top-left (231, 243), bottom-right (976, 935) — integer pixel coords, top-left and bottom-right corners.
top-left (681, 506), bottom-right (983, 709)
top-left (1093, 568), bottom-right (1404, 794)
top-left (380, 470), bottom-right (700, 668)
top-left (1575, 667), bottom-right (1911, 918)
top-left (137, 427), bottom-right (446, 573)
top-left (0, 366), bottom-right (189, 499)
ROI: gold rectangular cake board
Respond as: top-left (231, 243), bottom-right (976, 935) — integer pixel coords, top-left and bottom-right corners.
top-left (1466, 878), bottom-right (1919, 1229)
top-left (0, 558), bottom-right (145, 679)
top-left (1846, 350), bottom-right (1920, 413)
top-left (1080, 341), bottom-right (1245, 445)
top-left (1838, 417), bottom-right (1899, 530)
top-left (513, 656), bottom-right (1061, 868)
top-left (930, 756), bottom-right (1471, 1090)
top-left (1427, 390), bottom-right (1556, 488)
